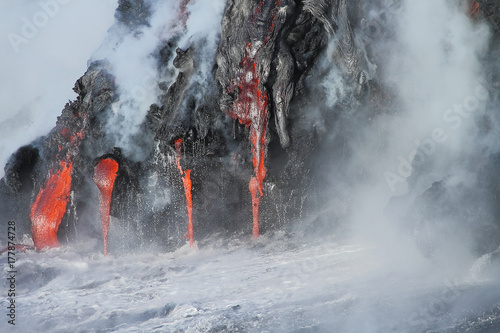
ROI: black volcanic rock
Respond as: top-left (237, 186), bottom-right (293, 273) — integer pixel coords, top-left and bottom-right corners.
top-left (1, 0), bottom-right (500, 256)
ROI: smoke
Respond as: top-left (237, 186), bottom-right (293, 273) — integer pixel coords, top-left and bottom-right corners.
top-left (265, 1), bottom-right (500, 328)
top-left (90, 1), bottom-right (178, 161)
top-left (0, 0), bottom-right (117, 178)
top-left (314, 0), bottom-right (497, 329)
top-left (316, 0), bottom-right (493, 286)
top-left (89, 0), bottom-right (226, 162)
top-left (382, 0), bottom-right (490, 193)
top-left (178, 0), bottom-right (226, 74)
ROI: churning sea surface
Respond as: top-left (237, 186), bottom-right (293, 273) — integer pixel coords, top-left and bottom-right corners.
top-left (1, 232), bottom-right (500, 333)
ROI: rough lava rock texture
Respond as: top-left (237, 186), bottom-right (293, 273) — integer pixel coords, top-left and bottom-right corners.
top-left (1, 0), bottom-right (500, 256)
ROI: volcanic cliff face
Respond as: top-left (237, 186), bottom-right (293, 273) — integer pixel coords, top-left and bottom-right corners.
top-left (1, 0), bottom-right (500, 255)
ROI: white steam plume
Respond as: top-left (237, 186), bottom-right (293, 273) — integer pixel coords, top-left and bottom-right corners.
top-left (178, 0), bottom-right (226, 82)
top-left (90, 0), bottom-right (225, 162)
top-left (90, 1), bottom-right (179, 161)
top-left (0, 0), bottom-right (117, 178)
top-left (314, 1), bottom-right (496, 330)
top-left (322, 0), bottom-right (492, 274)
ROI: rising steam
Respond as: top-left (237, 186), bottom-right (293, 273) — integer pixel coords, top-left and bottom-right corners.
top-left (323, 0), bottom-right (495, 289)
top-left (0, 0), bottom-right (116, 178)
top-left (2, 0), bottom-right (500, 332)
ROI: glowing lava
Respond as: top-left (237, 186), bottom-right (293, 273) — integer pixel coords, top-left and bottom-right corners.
top-left (470, 0), bottom-right (479, 16)
top-left (228, 44), bottom-right (269, 239)
top-left (224, 1), bottom-right (284, 238)
top-left (93, 158), bottom-right (119, 256)
top-left (29, 87), bottom-right (89, 249)
top-left (175, 139), bottom-right (194, 246)
top-left (30, 160), bottom-right (73, 250)
top-left (180, 0), bottom-right (190, 18)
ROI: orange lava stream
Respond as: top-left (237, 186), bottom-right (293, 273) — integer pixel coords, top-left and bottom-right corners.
top-left (227, 43), bottom-right (269, 238)
top-left (93, 158), bottom-right (119, 256)
top-left (30, 160), bottom-right (73, 250)
top-left (180, 0), bottom-right (191, 18)
top-left (225, 1), bottom-right (282, 238)
top-left (250, 117), bottom-right (268, 238)
top-left (29, 101), bottom-right (88, 249)
top-left (175, 139), bottom-right (194, 246)
top-left (470, 0), bottom-right (480, 17)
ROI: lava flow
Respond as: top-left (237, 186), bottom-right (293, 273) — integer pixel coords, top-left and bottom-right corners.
top-left (226, 1), bottom-right (282, 238)
top-left (30, 160), bottom-right (73, 250)
top-left (470, 0), bottom-right (480, 17)
top-left (29, 119), bottom-right (87, 249)
top-left (228, 43), bottom-right (269, 238)
top-left (175, 139), bottom-right (194, 246)
top-left (93, 158), bottom-right (119, 255)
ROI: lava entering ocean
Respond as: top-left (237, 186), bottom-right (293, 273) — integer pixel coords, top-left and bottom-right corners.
top-left (227, 42), bottom-right (269, 238)
top-left (2, 0), bottom-right (500, 331)
top-left (1, 0), bottom-right (499, 264)
top-left (30, 160), bottom-right (73, 250)
top-left (225, 0), bottom-right (283, 238)
top-left (175, 139), bottom-right (194, 246)
top-left (93, 158), bottom-right (119, 255)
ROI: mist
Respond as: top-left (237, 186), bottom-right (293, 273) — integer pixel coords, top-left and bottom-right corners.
top-left (0, 0), bottom-right (117, 178)
top-left (318, 0), bottom-right (490, 262)
top-left (2, 0), bottom-right (500, 332)
top-left (89, 0), bottom-right (226, 162)
top-left (315, 0), bottom-right (500, 330)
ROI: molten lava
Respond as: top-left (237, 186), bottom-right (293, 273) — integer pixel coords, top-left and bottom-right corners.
top-left (228, 43), bottom-right (269, 238)
top-left (180, 0), bottom-right (190, 18)
top-left (470, 0), bottom-right (480, 17)
top-left (30, 160), bottom-right (73, 250)
top-left (223, 1), bottom-right (284, 238)
top-left (175, 139), bottom-right (194, 246)
top-left (224, 3), bottom-right (279, 238)
top-left (29, 117), bottom-right (88, 250)
top-left (93, 158), bottom-right (119, 256)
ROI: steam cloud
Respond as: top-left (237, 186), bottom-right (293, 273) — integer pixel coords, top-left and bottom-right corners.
top-left (0, 0), bottom-right (116, 179)
top-left (1, 0), bottom-right (500, 331)
top-left (321, 0), bottom-right (490, 254)
top-left (1, 0), bottom-right (497, 284)
top-left (89, 0), bottom-right (226, 162)
top-left (315, 1), bottom-right (498, 329)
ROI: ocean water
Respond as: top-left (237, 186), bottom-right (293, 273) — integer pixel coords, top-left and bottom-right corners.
top-left (2, 232), bottom-right (499, 332)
